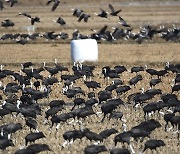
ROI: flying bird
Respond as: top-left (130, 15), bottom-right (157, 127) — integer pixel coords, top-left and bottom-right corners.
top-left (71, 8), bottom-right (83, 17)
top-left (53, 17), bottom-right (66, 26)
top-left (109, 4), bottom-right (121, 16)
top-left (46, 0), bottom-right (60, 11)
top-left (18, 12), bottom-right (40, 25)
top-left (5, 0), bottom-right (18, 7)
top-left (78, 13), bottom-right (91, 22)
top-left (94, 8), bottom-right (108, 18)
top-left (18, 12), bottom-right (31, 18)
top-left (118, 16), bottom-right (130, 28)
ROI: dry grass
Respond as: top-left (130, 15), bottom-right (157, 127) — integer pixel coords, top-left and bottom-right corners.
top-left (0, 43), bottom-right (179, 66)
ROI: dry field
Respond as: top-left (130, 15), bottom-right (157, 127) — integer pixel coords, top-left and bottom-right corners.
top-left (0, 0), bottom-right (180, 154)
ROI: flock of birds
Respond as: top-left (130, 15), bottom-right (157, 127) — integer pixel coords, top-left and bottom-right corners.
top-left (0, 60), bottom-right (179, 153)
top-left (0, 0), bottom-right (180, 44)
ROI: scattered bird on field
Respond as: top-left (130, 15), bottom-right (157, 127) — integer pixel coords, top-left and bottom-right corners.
top-left (101, 99), bottom-right (124, 122)
top-left (94, 8), bottom-right (108, 18)
top-left (83, 128), bottom-right (103, 143)
top-left (1, 19), bottom-right (15, 27)
top-left (98, 90), bottom-right (112, 103)
top-left (99, 128), bottom-right (118, 139)
top-left (16, 39), bottom-right (28, 45)
top-left (25, 118), bottom-right (38, 132)
top-left (149, 78), bottom-right (162, 88)
top-left (164, 113), bottom-right (175, 131)
top-left (114, 131), bottom-right (135, 153)
top-left (109, 4), bottom-right (121, 16)
top-left (45, 106), bottom-right (63, 120)
top-left (171, 84), bottom-right (180, 93)
top-left (25, 132), bottom-right (45, 145)
top-left (62, 129), bottom-right (84, 147)
top-left (51, 112), bottom-right (74, 129)
top-left (3, 123), bottom-right (22, 139)
top-left (129, 74), bottom-right (143, 86)
top-left (84, 144), bottom-right (107, 154)
top-left (15, 148), bottom-right (36, 154)
top-left (112, 79), bottom-right (123, 86)
top-left (0, 108), bottom-right (11, 118)
top-left (102, 66), bottom-right (119, 82)
top-left (114, 65), bottom-right (127, 74)
top-left (49, 99), bottom-right (65, 108)
top-left (131, 66), bottom-right (144, 73)
top-left (84, 81), bottom-right (101, 91)
top-left (143, 139), bottom-right (165, 152)
top-left (174, 73), bottom-right (180, 84)
top-left (118, 16), bottom-right (130, 28)
top-left (87, 92), bottom-right (95, 99)
top-left (116, 85), bottom-right (131, 95)
top-left (110, 148), bottom-right (130, 154)
top-left (53, 17), bottom-right (66, 26)
top-left (76, 107), bottom-right (97, 121)
top-left (0, 138), bottom-right (14, 150)
top-left (169, 115), bottom-right (180, 132)
top-left (105, 84), bottom-right (117, 92)
top-left (71, 98), bottom-right (85, 111)
top-left (5, 0), bottom-right (18, 7)
top-left (26, 144), bottom-right (51, 153)
top-left (21, 62), bottom-right (33, 69)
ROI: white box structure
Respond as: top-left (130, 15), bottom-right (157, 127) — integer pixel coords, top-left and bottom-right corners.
top-left (71, 39), bottom-right (98, 63)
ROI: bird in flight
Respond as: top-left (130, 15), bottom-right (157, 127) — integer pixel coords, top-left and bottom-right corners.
top-left (53, 17), bottom-right (66, 26)
top-left (118, 16), bottom-right (130, 28)
top-left (5, 0), bottom-right (18, 7)
top-left (94, 8), bottom-right (108, 18)
top-left (78, 13), bottom-right (91, 22)
top-left (108, 4), bottom-right (121, 16)
top-left (18, 12), bottom-right (40, 25)
top-left (46, 0), bottom-right (60, 12)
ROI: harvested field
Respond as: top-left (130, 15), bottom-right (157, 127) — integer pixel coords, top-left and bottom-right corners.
top-left (0, 0), bottom-right (180, 154)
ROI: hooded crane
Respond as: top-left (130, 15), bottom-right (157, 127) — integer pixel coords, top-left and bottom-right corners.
top-left (84, 81), bottom-right (101, 91)
top-left (26, 144), bottom-right (51, 153)
top-left (84, 145), bottom-right (107, 154)
top-left (110, 148), bottom-right (130, 154)
top-left (25, 132), bottom-right (45, 145)
top-left (143, 139), bottom-right (165, 152)
top-left (62, 129), bottom-right (84, 147)
top-left (0, 139), bottom-right (14, 150)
